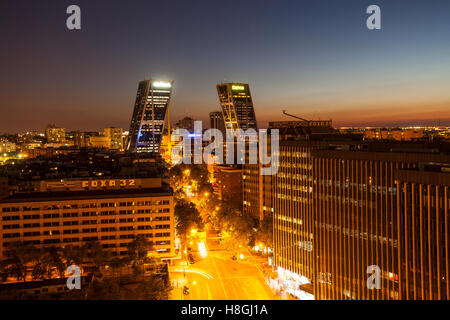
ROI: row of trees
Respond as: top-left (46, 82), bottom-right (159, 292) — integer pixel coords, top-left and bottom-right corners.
top-left (0, 235), bottom-right (158, 283)
top-left (174, 198), bottom-right (204, 243)
top-left (168, 163), bottom-right (273, 253)
top-left (214, 201), bottom-right (256, 254)
top-left (255, 212), bottom-right (273, 249)
top-left (169, 164), bottom-right (208, 246)
top-left (0, 236), bottom-right (172, 299)
top-left (62, 274), bottom-right (170, 300)
top-left (0, 274), bottom-right (171, 300)
top-left (168, 163), bottom-right (213, 197)
top-left (210, 197), bottom-right (273, 254)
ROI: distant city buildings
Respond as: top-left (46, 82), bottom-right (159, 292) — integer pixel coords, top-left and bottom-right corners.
top-left (339, 126), bottom-right (450, 142)
top-left (1, 77), bottom-right (449, 301)
top-left (73, 131), bottom-right (88, 148)
top-left (174, 117), bottom-right (195, 132)
top-left (0, 139), bottom-right (16, 153)
top-left (363, 128), bottom-right (423, 141)
top-left (5, 128), bottom-right (128, 158)
top-left (1, 149), bottom-right (165, 181)
top-left (45, 125), bottom-right (66, 144)
top-left (104, 127), bottom-right (124, 150)
top-left (24, 147), bottom-right (79, 159)
top-left (127, 79), bottom-right (173, 154)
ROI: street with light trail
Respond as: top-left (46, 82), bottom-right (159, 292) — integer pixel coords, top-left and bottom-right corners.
top-left (169, 229), bottom-right (279, 300)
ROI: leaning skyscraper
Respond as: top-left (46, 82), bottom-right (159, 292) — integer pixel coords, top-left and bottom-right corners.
top-left (126, 79), bottom-right (173, 154)
top-left (216, 82), bottom-right (257, 131)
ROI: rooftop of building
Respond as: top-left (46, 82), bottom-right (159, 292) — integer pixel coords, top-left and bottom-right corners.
top-left (269, 120), bottom-right (333, 128)
top-left (311, 148), bottom-right (450, 165)
top-left (281, 136), bottom-right (450, 153)
top-left (0, 149), bottom-right (165, 183)
top-left (278, 132), bottom-right (365, 144)
top-left (394, 162), bottom-right (450, 185)
top-left (0, 184), bottom-right (173, 204)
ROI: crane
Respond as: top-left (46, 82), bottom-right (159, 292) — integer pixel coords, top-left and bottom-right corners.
top-left (282, 110), bottom-right (309, 122)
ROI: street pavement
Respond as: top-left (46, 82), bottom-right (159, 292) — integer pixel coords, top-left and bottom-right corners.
top-left (169, 232), bottom-right (279, 300)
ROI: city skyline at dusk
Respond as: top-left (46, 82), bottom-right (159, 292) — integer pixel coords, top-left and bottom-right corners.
top-left (1, 0), bottom-right (450, 304)
top-left (1, 0), bottom-right (450, 133)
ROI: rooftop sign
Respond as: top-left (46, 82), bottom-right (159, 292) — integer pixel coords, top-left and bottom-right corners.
top-left (231, 85), bottom-right (245, 91)
top-left (153, 81), bottom-right (172, 88)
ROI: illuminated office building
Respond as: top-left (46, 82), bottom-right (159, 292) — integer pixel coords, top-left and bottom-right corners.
top-left (244, 121), bottom-right (334, 221)
top-left (269, 119), bottom-right (450, 300)
top-left (127, 79), bottom-right (173, 154)
top-left (311, 147), bottom-right (450, 300)
top-left (395, 165), bottom-right (449, 300)
top-left (272, 139), bottom-right (450, 300)
top-left (216, 83), bottom-right (257, 131)
top-left (272, 132), bottom-right (359, 296)
top-left (0, 178), bottom-right (175, 260)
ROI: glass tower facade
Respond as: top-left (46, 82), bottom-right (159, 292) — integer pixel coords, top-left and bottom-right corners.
top-left (127, 79), bottom-right (173, 154)
top-left (216, 83), bottom-right (257, 131)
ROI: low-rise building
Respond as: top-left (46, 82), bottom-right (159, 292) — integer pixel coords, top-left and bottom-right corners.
top-left (88, 135), bottom-right (110, 149)
top-left (0, 177), bottom-right (175, 261)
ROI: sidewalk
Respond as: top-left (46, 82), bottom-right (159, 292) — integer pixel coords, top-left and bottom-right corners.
top-left (246, 249), bottom-right (302, 300)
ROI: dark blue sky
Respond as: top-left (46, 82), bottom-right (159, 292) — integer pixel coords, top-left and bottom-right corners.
top-left (1, 0), bottom-right (450, 132)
